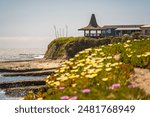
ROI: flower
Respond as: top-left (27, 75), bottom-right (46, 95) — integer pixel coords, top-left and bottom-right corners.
top-left (107, 56), bottom-right (112, 59)
top-left (60, 96), bottom-right (69, 100)
top-left (105, 67), bottom-right (112, 72)
top-left (127, 54), bottom-right (132, 57)
top-left (59, 87), bottom-right (65, 90)
top-left (54, 81), bottom-right (60, 86)
top-left (109, 83), bottom-right (121, 90)
top-left (37, 97), bottom-right (43, 100)
top-left (126, 40), bottom-right (131, 43)
top-left (137, 55), bottom-right (141, 58)
top-left (69, 96), bottom-right (78, 100)
top-left (72, 84), bottom-right (77, 87)
top-left (81, 89), bottom-right (90, 93)
top-left (102, 78), bottom-right (108, 81)
top-left (85, 74), bottom-right (97, 79)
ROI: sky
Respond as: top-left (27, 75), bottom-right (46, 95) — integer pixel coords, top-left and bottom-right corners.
top-left (0, 0), bottom-right (150, 48)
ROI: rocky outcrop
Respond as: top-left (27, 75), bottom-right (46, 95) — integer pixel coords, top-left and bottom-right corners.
top-left (0, 79), bottom-right (47, 97)
top-left (5, 85), bottom-right (47, 97)
top-left (0, 79), bottom-right (46, 89)
top-left (2, 69), bottom-right (55, 77)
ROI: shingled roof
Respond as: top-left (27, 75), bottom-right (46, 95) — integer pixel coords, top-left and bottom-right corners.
top-left (79, 14), bottom-right (101, 30)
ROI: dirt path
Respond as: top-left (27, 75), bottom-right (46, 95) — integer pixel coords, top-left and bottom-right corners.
top-left (130, 68), bottom-right (150, 94)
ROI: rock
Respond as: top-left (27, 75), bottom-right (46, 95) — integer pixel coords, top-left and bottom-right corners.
top-left (2, 69), bottom-right (55, 77)
top-left (5, 85), bottom-right (47, 97)
top-left (0, 79), bottom-right (46, 89)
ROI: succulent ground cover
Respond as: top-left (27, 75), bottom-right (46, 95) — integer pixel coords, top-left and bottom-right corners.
top-left (24, 38), bottom-right (150, 100)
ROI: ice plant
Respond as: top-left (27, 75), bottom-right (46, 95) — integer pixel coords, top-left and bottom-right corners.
top-left (81, 89), bottom-right (90, 93)
top-left (59, 87), bottom-right (65, 90)
top-left (60, 96), bottom-right (69, 100)
top-left (102, 78), bottom-right (108, 82)
top-left (69, 96), bottom-right (78, 100)
top-left (109, 83), bottom-right (121, 90)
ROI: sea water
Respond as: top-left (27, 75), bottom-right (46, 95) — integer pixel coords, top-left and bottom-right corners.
top-left (0, 48), bottom-right (45, 61)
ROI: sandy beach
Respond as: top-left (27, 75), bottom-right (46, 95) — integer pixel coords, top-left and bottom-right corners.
top-left (0, 59), bottom-right (61, 72)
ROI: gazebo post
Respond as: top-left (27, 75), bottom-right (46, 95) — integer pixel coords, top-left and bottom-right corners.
top-left (96, 30), bottom-right (98, 37)
top-left (84, 30), bottom-right (86, 37)
top-left (89, 30), bottom-right (91, 37)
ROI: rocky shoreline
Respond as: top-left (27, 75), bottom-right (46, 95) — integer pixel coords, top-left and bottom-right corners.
top-left (0, 59), bottom-right (61, 98)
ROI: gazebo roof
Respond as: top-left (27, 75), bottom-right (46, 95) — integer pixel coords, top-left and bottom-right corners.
top-left (79, 14), bottom-right (101, 30)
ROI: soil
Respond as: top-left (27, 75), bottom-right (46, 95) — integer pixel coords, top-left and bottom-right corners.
top-left (130, 68), bottom-right (150, 95)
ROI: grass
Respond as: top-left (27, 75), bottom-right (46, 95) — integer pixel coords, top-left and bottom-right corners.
top-left (24, 37), bottom-right (150, 100)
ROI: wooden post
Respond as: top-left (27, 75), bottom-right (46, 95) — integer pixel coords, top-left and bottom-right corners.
top-left (84, 30), bottom-right (86, 37)
top-left (89, 30), bottom-right (91, 37)
top-left (96, 30), bottom-right (98, 37)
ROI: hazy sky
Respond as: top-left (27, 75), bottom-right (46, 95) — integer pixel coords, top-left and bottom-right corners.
top-left (0, 0), bottom-right (150, 48)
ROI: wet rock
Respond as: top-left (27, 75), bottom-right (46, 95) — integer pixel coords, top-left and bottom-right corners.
top-left (5, 85), bottom-right (47, 97)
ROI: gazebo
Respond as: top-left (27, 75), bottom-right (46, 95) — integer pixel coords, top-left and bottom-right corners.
top-left (78, 14), bottom-right (102, 38)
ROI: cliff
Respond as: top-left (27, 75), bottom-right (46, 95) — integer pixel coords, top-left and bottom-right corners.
top-left (44, 37), bottom-right (111, 59)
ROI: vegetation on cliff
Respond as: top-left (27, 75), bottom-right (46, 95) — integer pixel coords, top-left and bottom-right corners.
top-left (44, 37), bottom-right (111, 59)
top-left (25, 37), bottom-right (150, 100)
top-left (44, 33), bottom-right (149, 59)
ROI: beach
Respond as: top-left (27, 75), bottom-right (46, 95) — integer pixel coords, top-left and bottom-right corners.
top-left (0, 59), bottom-right (62, 99)
top-left (0, 48), bottom-right (63, 99)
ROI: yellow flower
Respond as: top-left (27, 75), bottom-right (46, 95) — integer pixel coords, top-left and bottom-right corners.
top-left (69, 58), bottom-right (74, 61)
top-left (46, 75), bottom-right (51, 79)
top-left (57, 75), bottom-right (68, 81)
top-left (55, 69), bottom-right (59, 73)
top-left (78, 51), bottom-right (85, 54)
top-left (124, 44), bottom-right (130, 48)
top-left (95, 48), bottom-right (102, 52)
top-left (71, 69), bottom-right (78, 73)
top-left (85, 74), bottom-right (97, 79)
top-left (54, 81), bottom-right (60, 86)
top-left (105, 67), bottom-right (112, 72)
top-left (127, 54), bottom-right (132, 57)
top-left (69, 74), bottom-right (76, 79)
top-left (107, 56), bottom-right (112, 59)
top-left (106, 63), bottom-right (111, 68)
top-left (48, 81), bottom-right (54, 86)
top-left (75, 54), bottom-right (79, 58)
top-left (77, 63), bottom-right (84, 67)
top-left (72, 83), bottom-right (77, 87)
top-left (137, 55), bottom-right (141, 58)
top-left (102, 78), bottom-right (108, 81)
top-left (95, 69), bottom-right (102, 73)
top-left (108, 44), bottom-right (113, 46)
top-left (87, 69), bottom-right (95, 74)
top-left (81, 72), bottom-right (86, 76)
top-left (37, 97), bottom-right (43, 100)
top-left (96, 63), bottom-right (104, 68)
top-left (126, 40), bottom-right (131, 43)
top-left (110, 63), bottom-right (118, 67)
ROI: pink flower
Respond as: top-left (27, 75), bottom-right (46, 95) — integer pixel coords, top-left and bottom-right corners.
top-left (81, 89), bottom-right (90, 93)
top-left (109, 83), bottom-right (121, 90)
top-left (59, 87), bottom-right (65, 90)
top-left (69, 96), bottom-right (78, 100)
top-left (60, 96), bottom-right (69, 100)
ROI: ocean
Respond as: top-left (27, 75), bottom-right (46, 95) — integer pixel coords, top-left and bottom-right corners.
top-left (0, 48), bottom-right (46, 61)
top-left (0, 48), bottom-right (46, 99)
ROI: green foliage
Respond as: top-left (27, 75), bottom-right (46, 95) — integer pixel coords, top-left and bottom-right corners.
top-left (45, 37), bottom-right (111, 59)
top-left (24, 38), bottom-right (150, 100)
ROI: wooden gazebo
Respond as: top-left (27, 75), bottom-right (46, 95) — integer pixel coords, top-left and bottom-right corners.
top-left (78, 14), bottom-right (101, 38)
